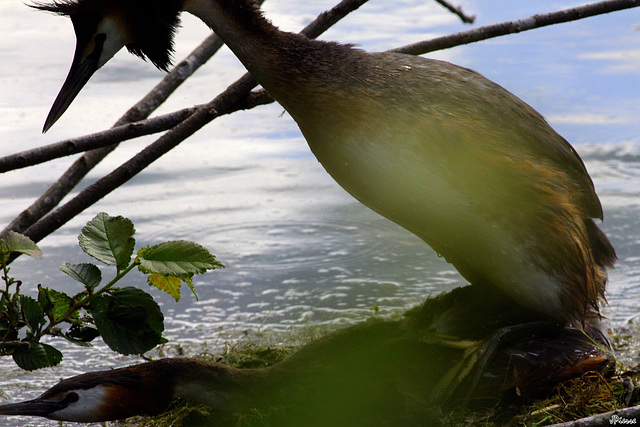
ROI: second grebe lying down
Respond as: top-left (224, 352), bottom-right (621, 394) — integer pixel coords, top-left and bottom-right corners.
top-left (33, 0), bottom-right (616, 325)
top-left (0, 286), bottom-right (614, 425)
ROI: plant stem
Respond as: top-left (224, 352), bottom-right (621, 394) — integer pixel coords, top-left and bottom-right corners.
top-left (96, 262), bottom-right (138, 295)
top-left (41, 261), bottom-right (138, 336)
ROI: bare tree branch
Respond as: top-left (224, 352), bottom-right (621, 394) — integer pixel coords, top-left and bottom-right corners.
top-left (0, 88), bottom-right (280, 172)
top-left (391, 0), bottom-right (640, 55)
top-left (301, 0), bottom-right (369, 38)
top-left (547, 404), bottom-right (640, 426)
top-left (0, 108), bottom-right (197, 172)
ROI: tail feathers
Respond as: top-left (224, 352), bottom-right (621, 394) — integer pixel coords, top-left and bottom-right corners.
top-left (555, 218), bottom-right (614, 325)
top-left (586, 219), bottom-right (617, 269)
top-left (575, 219), bottom-right (616, 323)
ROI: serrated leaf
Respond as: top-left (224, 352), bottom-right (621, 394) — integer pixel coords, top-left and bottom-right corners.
top-left (59, 262), bottom-right (101, 292)
top-left (78, 213), bottom-right (135, 269)
top-left (38, 287), bottom-right (75, 322)
top-left (1, 231), bottom-right (42, 259)
top-left (137, 240), bottom-right (223, 277)
top-left (12, 342), bottom-right (63, 371)
top-left (181, 275), bottom-right (198, 301)
top-left (89, 287), bottom-right (164, 355)
top-left (20, 296), bottom-right (44, 333)
top-left (148, 273), bottom-right (182, 302)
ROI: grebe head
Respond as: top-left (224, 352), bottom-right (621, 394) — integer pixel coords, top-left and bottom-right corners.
top-left (33, 0), bottom-right (183, 131)
top-left (0, 385), bottom-right (108, 422)
top-left (0, 362), bottom-right (176, 422)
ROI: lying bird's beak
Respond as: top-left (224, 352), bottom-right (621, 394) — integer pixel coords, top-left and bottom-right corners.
top-left (0, 397), bottom-right (67, 419)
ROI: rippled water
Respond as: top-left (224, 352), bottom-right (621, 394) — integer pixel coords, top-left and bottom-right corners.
top-left (1, 1), bottom-right (639, 425)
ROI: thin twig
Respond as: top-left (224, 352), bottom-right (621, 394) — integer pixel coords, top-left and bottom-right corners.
top-left (433, 0), bottom-right (475, 23)
top-left (390, 0), bottom-right (640, 55)
top-left (300, 0), bottom-right (369, 38)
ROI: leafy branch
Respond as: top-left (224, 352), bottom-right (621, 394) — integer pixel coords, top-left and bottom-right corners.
top-left (0, 213), bottom-right (223, 370)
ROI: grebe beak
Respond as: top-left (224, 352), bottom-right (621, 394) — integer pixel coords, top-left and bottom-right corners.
top-left (0, 397), bottom-right (67, 418)
top-left (42, 32), bottom-right (105, 133)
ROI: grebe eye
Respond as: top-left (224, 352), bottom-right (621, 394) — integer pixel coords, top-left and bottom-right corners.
top-left (64, 392), bottom-right (79, 404)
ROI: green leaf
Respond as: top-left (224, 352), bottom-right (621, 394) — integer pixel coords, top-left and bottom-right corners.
top-left (36, 285), bottom-right (52, 314)
top-left (148, 273), bottom-right (182, 302)
top-left (59, 262), bottom-right (101, 292)
top-left (38, 287), bottom-right (75, 322)
top-left (0, 231), bottom-right (42, 259)
top-left (89, 287), bottom-right (164, 355)
top-left (20, 296), bottom-right (44, 333)
top-left (12, 342), bottom-right (63, 371)
top-left (78, 213), bottom-right (135, 269)
top-left (137, 240), bottom-right (223, 277)
top-left (181, 275), bottom-right (199, 301)
top-left (63, 324), bottom-right (99, 346)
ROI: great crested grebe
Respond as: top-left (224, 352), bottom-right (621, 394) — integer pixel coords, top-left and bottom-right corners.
top-left (30, 0), bottom-right (615, 325)
top-left (0, 286), bottom-right (614, 424)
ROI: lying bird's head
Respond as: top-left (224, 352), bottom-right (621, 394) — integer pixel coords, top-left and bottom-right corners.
top-left (0, 360), bottom-right (178, 422)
